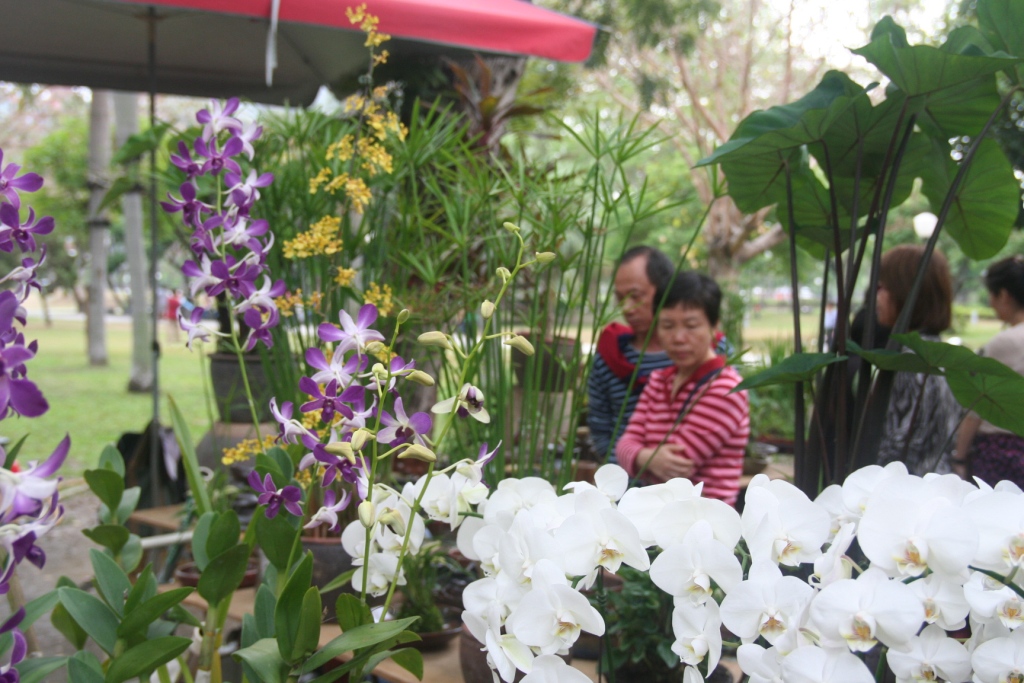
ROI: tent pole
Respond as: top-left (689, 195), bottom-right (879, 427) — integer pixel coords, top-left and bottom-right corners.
top-left (148, 6), bottom-right (162, 510)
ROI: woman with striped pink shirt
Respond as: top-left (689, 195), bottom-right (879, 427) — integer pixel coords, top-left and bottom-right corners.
top-left (615, 271), bottom-right (750, 505)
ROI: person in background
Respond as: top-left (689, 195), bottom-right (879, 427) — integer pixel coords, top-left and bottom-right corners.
top-left (954, 256), bottom-right (1024, 486)
top-left (587, 246), bottom-right (676, 462)
top-left (873, 244), bottom-right (960, 475)
top-left (616, 272), bottom-right (749, 505)
top-left (166, 288), bottom-right (182, 342)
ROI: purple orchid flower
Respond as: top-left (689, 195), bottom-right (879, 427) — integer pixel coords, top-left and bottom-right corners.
top-left (196, 98), bottom-right (243, 141)
top-left (376, 398), bottom-right (432, 448)
top-left (231, 121), bottom-right (263, 160)
top-left (160, 181), bottom-right (212, 229)
top-left (298, 377), bottom-right (360, 424)
top-left (0, 204), bottom-right (54, 254)
top-left (304, 440), bottom-right (362, 488)
top-left (0, 435), bottom-right (68, 520)
top-left (247, 470), bottom-right (303, 519)
top-left (194, 136), bottom-right (243, 177)
top-left (170, 140), bottom-right (203, 179)
top-left (303, 489), bottom-right (351, 534)
top-left (0, 247), bottom-right (46, 302)
top-left (0, 342), bottom-right (47, 419)
top-left (318, 304), bottom-right (385, 355)
top-left (0, 148), bottom-right (44, 209)
top-left (225, 169), bottom-right (274, 209)
top-left (220, 214), bottom-right (269, 248)
top-left (235, 276), bottom-right (285, 315)
top-left (178, 307), bottom-right (221, 350)
top-left (306, 346), bottom-right (366, 387)
top-left (0, 608), bottom-right (26, 683)
top-left (242, 306), bottom-right (280, 352)
top-left (204, 256), bottom-right (262, 299)
top-left (269, 398), bottom-right (317, 445)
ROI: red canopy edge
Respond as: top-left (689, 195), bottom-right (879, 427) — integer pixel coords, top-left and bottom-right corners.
top-left (121, 0), bottom-right (598, 63)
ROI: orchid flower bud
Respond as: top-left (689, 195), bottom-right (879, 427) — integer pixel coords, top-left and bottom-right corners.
top-left (358, 500), bottom-right (376, 529)
top-left (481, 300), bottom-right (495, 319)
top-left (377, 507), bottom-right (407, 536)
top-left (397, 308), bottom-right (410, 324)
top-left (504, 335), bottom-right (535, 356)
top-left (350, 428), bottom-right (370, 451)
top-left (365, 340), bottom-right (387, 356)
top-left (371, 362), bottom-right (389, 382)
top-left (324, 440), bottom-right (356, 462)
top-left (535, 251), bottom-right (556, 264)
top-left (407, 369), bottom-right (435, 386)
top-left (503, 221), bottom-right (521, 233)
top-left (496, 267), bottom-right (512, 283)
top-left (399, 443), bottom-right (436, 463)
top-left (417, 331), bottom-right (452, 350)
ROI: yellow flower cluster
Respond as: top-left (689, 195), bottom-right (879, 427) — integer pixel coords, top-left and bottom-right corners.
top-left (335, 267), bottom-right (357, 288)
top-left (221, 435), bottom-right (277, 465)
top-left (327, 135), bottom-right (354, 162)
top-left (321, 174), bottom-right (372, 214)
top-left (346, 4), bottom-right (390, 48)
top-left (283, 216), bottom-right (343, 259)
top-left (275, 289), bottom-right (323, 317)
top-left (364, 281), bottom-right (393, 317)
top-left (357, 137), bottom-right (393, 176)
top-left (309, 167), bottom-right (331, 194)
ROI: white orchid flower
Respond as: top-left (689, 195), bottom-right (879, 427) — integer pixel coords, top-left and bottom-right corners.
top-left (456, 515), bottom-right (487, 563)
top-left (555, 489), bottom-right (649, 589)
top-left (462, 577), bottom-right (510, 631)
top-left (520, 655), bottom-right (590, 683)
top-left (671, 599), bottom-right (723, 674)
top-left (858, 473), bottom-right (977, 578)
top-left (562, 464), bottom-right (629, 502)
top-left (907, 572), bottom-right (970, 631)
top-left (963, 490), bottom-right (1024, 574)
top-left (971, 624), bottom-right (1024, 683)
top-left (350, 551), bottom-right (403, 597)
top-left (495, 511), bottom-right (561, 587)
top-left (505, 559), bottom-right (604, 655)
top-left (741, 477), bottom-right (830, 567)
top-left (778, 645), bottom-right (875, 683)
top-left (737, 644), bottom-right (783, 683)
top-left (483, 477), bottom-right (558, 526)
top-left (887, 624), bottom-right (971, 683)
top-left (719, 560), bottom-right (814, 646)
top-left (649, 520), bottom-right (742, 605)
top-left (652, 496), bottom-right (743, 551)
top-left (341, 518), bottom-right (374, 565)
top-left (808, 567), bottom-right (925, 653)
top-left (964, 571), bottom-right (1024, 630)
top-left (810, 522), bottom-right (856, 588)
top-left (617, 478), bottom-right (703, 546)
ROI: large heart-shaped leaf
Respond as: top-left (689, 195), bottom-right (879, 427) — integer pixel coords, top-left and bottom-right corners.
top-left (735, 353), bottom-right (847, 391)
top-left (976, 0), bottom-right (1024, 85)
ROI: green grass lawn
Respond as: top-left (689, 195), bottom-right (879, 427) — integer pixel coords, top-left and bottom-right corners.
top-left (7, 319), bottom-right (210, 477)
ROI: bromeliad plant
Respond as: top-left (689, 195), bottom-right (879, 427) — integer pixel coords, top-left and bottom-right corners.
top-left (697, 2), bottom-right (1024, 494)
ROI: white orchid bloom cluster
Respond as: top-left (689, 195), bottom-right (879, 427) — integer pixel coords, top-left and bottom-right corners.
top-left (448, 460), bottom-right (1024, 683)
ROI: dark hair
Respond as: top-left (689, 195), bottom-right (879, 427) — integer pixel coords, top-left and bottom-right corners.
top-left (878, 244), bottom-right (952, 335)
top-left (619, 245), bottom-right (675, 292)
top-left (984, 256), bottom-right (1024, 308)
top-left (655, 271), bottom-right (722, 326)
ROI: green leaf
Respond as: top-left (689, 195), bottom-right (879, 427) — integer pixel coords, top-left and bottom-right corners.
top-left (112, 487), bottom-right (141, 525)
top-left (169, 395), bottom-right (212, 516)
top-left (920, 138), bottom-right (1017, 259)
top-left (254, 584), bottom-right (277, 639)
top-left (15, 656), bottom-right (67, 683)
top-left (165, 604), bottom-right (203, 629)
top-left (319, 568), bottom-right (356, 596)
top-left (947, 358), bottom-right (1024, 436)
top-left (254, 452), bottom-right (288, 488)
top-left (104, 636), bottom-right (191, 683)
top-left (255, 511), bottom-right (300, 571)
top-left (275, 552), bottom-right (314, 662)
top-left (266, 446), bottom-right (294, 480)
top-left (98, 444), bottom-right (125, 476)
top-left (846, 340), bottom-right (937, 374)
top-left (111, 121), bottom-right (172, 165)
top-left (67, 653), bottom-right (105, 683)
top-left (119, 533), bottom-right (143, 574)
top-left (23, 590), bottom-right (60, 629)
top-left (90, 549), bottom-right (131, 616)
top-left (117, 588), bottom-right (193, 638)
top-left (50, 601), bottom-right (88, 650)
top-left (852, 20), bottom-right (1018, 97)
top-left (383, 647), bottom-right (423, 680)
top-left (292, 587), bottom-right (323, 660)
top-left (735, 353), bottom-right (847, 391)
top-left (191, 512), bottom-right (215, 571)
top-left (975, 0), bottom-right (1024, 85)
top-left (57, 587), bottom-right (120, 654)
top-left (82, 525), bottom-right (130, 555)
top-left (3, 434), bottom-right (28, 469)
top-left (299, 618), bottom-right (419, 674)
top-left (335, 593), bottom-right (372, 633)
top-left (233, 638), bottom-right (288, 683)
top-left (197, 544), bottom-right (252, 605)
top-left (206, 510), bottom-right (242, 561)
top-left (123, 565), bottom-right (157, 617)
top-left (84, 469), bottom-right (124, 512)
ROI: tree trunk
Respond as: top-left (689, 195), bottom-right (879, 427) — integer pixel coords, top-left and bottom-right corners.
top-left (113, 92), bottom-right (153, 392)
top-left (86, 90), bottom-right (112, 366)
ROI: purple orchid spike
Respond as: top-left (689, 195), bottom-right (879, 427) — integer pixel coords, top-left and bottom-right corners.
top-left (0, 148), bottom-right (44, 209)
top-left (247, 470), bottom-right (303, 519)
top-left (269, 398), bottom-right (317, 445)
top-left (178, 307), bottom-right (221, 350)
top-left (376, 398), bottom-right (432, 448)
top-left (220, 214), bottom-right (269, 248)
top-left (0, 435), bottom-right (69, 520)
top-left (305, 440), bottom-right (361, 488)
top-left (0, 608), bottom-right (26, 683)
top-left (0, 204), bottom-right (54, 254)
top-left (194, 136), bottom-right (244, 176)
top-left (1, 247), bottom-right (47, 303)
top-left (0, 342), bottom-right (47, 419)
top-left (318, 303), bottom-right (385, 355)
top-left (242, 306), bottom-right (279, 351)
top-left (225, 169), bottom-right (274, 209)
top-left (231, 121), bottom-right (263, 160)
